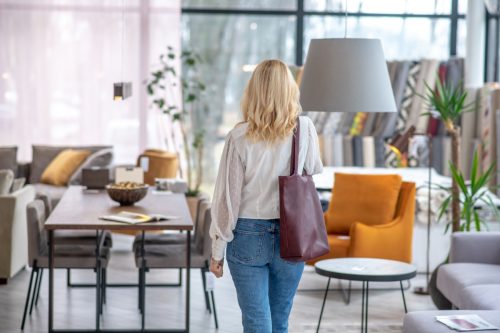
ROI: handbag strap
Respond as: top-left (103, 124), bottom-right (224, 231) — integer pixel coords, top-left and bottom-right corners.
top-left (290, 118), bottom-right (300, 176)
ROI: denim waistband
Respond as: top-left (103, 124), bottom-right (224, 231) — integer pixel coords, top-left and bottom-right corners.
top-left (237, 218), bottom-right (280, 227)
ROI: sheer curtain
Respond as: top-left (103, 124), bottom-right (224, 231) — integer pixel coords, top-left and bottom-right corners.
top-left (0, 0), bottom-right (181, 164)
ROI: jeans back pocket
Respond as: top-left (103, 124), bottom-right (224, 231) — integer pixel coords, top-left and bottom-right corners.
top-left (229, 227), bottom-right (266, 264)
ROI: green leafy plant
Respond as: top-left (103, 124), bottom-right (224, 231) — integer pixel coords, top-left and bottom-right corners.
top-left (419, 78), bottom-right (474, 232)
top-left (437, 150), bottom-right (499, 233)
top-left (146, 46), bottom-right (206, 196)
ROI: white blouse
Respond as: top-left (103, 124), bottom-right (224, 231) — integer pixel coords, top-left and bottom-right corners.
top-left (209, 116), bottom-right (324, 261)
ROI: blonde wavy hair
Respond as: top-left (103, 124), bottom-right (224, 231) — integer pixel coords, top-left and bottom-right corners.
top-left (241, 59), bottom-right (301, 143)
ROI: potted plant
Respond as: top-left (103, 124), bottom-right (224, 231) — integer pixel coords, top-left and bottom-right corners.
top-left (421, 79), bottom-right (474, 232)
top-left (146, 47), bottom-right (207, 217)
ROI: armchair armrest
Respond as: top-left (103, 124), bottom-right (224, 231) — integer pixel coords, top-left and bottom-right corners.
top-left (0, 185), bottom-right (36, 278)
top-left (349, 217), bottom-right (413, 263)
top-left (449, 232), bottom-right (500, 264)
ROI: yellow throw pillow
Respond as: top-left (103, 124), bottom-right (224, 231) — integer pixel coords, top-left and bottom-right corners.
top-left (325, 173), bottom-right (402, 235)
top-left (40, 149), bottom-right (91, 186)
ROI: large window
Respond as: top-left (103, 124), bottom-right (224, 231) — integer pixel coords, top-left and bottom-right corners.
top-left (181, 0), bottom-right (468, 183)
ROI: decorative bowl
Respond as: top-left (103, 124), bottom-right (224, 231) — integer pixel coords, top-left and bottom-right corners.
top-left (106, 183), bottom-right (149, 206)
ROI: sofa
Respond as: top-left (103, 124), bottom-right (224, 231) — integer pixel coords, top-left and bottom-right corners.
top-left (8, 145), bottom-right (113, 207)
top-left (402, 232), bottom-right (500, 332)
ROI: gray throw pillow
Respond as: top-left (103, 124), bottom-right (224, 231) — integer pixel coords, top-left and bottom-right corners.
top-left (0, 169), bottom-right (15, 195)
top-left (69, 148), bottom-right (114, 185)
top-left (0, 146), bottom-right (17, 175)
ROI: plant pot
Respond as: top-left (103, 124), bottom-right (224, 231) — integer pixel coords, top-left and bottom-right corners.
top-left (428, 264), bottom-right (452, 310)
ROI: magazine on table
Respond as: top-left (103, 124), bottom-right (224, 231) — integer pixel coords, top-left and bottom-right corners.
top-left (99, 211), bottom-right (178, 224)
top-left (436, 314), bottom-right (498, 331)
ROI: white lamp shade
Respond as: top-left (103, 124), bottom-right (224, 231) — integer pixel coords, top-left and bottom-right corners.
top-left (300, 38), bottom-right (397, 113)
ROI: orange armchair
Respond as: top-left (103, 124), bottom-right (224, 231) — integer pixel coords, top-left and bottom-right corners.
top-left (137, 149), bottom-right (178, 185)
top-left (309, 174), bottom-right (416, 265)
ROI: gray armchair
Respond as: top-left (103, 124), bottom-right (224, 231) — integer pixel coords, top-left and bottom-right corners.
top-left (403, 233), bottom-right (500, 333)
top-left (437, 232), bottom-right (500, 310)
top-left (0, 185), bottom-right (36, 283)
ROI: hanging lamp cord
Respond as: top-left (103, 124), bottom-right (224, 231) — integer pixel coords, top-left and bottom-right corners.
top-left (344, 0), bottom-right (348, 38)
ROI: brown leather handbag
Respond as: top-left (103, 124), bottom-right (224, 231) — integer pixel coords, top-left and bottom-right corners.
top-left (278, 119), bottom-right (330, 262)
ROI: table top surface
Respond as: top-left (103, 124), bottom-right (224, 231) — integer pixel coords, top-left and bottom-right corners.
top-left (315, 258), bottom-right (417, 282)
top-left (44, 186), bottom-right (193, 231)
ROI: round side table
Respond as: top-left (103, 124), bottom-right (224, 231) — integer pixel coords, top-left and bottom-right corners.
top-left (314, 258), bottom-right (417, 333)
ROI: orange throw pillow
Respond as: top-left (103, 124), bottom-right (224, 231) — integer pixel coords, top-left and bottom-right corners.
top-left (325, 173), bottom-right (402, 234)
top-left (40, 149), bottom-right (91, 186)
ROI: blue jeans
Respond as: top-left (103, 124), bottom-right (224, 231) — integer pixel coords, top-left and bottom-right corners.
top-left (227, 218), bottom-right (305, 333)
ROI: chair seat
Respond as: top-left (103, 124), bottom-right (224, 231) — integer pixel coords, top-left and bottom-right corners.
top-left (437, 263), bottom-right (500, 308)
top-left (460, 284), bottom-right (500, 310)
top-left (403, 310), bottom-right (500, 333)
top-left (33, 183), bottom-right (67, 207)
top-left (132, 233), bottom-right (186, 251)
top-left (55, 230), bottom-right (113, 246)
top-left (134, 243), bottom-right (207, 269)
top-left (307, 234), bottom-right (351, 264)
top-left (35, 245), bottom-right (111, 269)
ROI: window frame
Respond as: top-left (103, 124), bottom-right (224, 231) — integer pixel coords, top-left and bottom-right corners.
top-left (182, 0), bottom-right (465, 66)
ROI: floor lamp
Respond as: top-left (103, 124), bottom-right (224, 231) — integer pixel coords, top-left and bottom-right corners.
top-left (414, 135), bottom-right (433, 295)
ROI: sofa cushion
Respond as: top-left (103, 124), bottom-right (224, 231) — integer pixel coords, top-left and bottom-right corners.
top-left (0, 169), bottom-right (15, 195)
top-left (30, 145), bottom-right (112, 184)
top-left (403, 310), bottom-right (500, 333)
top-left (437, 263), bottom-right (500, 308)
top-left (40, 149), bottom-right (91, 186)
top-left (69, 148), bottom-right (113, 185)
top-left (325, 173), bottom-right (402, 234)
top-left (33, 183), bottom-right (67, 208)
top-left (0, 146), bottom-right (17, 175)
top-left (460, 284), bottom-right (500, 310)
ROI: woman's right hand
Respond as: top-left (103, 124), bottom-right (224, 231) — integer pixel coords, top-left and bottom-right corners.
top-left (210, 257), bottom-right (224, 278)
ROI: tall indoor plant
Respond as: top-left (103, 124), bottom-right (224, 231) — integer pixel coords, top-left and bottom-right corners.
top-left (421, 79), bottom-right (473, 232)
top-left (146, 46), bottom-right (206, 197)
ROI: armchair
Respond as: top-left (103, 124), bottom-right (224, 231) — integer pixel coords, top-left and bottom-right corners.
top-left (309, 173), bottom-right (416, 265)
top-left (0, 185), bottom-right (36, 283)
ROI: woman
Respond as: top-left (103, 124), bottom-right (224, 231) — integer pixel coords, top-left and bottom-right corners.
top-left (209, 59), bottom-right (323, 333)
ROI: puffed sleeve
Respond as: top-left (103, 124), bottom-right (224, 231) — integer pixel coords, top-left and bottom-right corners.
top-left (304, 117), bottom-right (324, 175)
top-left (209, 133), bottom-right (245, 261)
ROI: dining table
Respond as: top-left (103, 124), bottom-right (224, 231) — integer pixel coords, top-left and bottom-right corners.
top-left (44, 186), bottom-right (194, 333)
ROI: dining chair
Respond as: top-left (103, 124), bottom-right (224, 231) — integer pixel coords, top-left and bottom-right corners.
top-left (36, 192), bottom-right (113, 287)
top-left (21, 200), bottom-right (112, 330)
top-left (133, 202), bottom-right (218, 328)
top-left (131, 197), bottom-right (209, 287)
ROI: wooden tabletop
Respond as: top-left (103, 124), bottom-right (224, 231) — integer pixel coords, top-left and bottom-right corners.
top-left (45, 186), bottom-right (194, 231)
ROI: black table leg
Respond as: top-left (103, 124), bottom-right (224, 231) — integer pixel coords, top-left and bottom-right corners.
top-left (361, 281), bottom-right (365, 333)
top-left (400, 280), bottom-right (408, 313)
top-left (141, 230), bottom-right (146, 331)
top-left (364, 282), bottom-right (369, 333)
top-left (48, 230), bottom-right (54, 333)
top-left (95, 230), bottom-right (101, 331)
top-left (316, 277), bottom-right (331, 333)
top-left (186, 230), bottom-right (191, 333)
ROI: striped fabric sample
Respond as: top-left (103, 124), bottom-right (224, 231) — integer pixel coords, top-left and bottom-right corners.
top-left (396, 61), bottom-right (421, 133)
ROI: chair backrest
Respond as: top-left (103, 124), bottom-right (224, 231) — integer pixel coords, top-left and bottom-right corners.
top-left (199, 207), bottom-right (212, 260)
top-left (193, 200), bottom-right (210, 253)
top-left (26, 200), bottom-right (47, 265)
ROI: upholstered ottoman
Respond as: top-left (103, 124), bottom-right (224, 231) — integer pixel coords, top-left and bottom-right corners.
top-left (403, 310), bottom-right (500, 333)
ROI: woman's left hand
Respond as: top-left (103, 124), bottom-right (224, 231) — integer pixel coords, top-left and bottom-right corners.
top-left (210, 257), bottom-right (224, 278)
